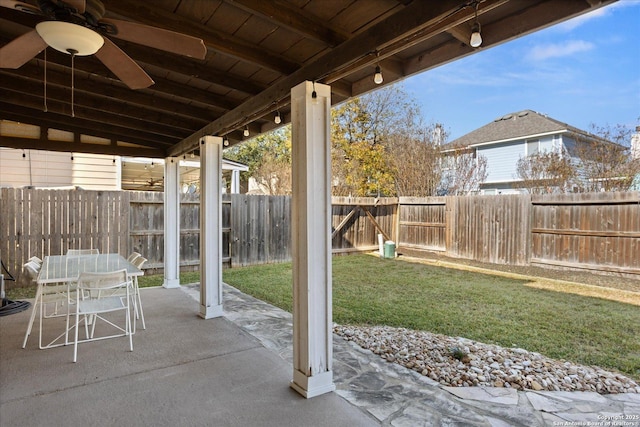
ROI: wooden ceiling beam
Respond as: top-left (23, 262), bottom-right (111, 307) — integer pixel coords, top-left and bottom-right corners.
top-left (0, 73), bottom-right (209, 132)
top-left (169, 0), bottom-right (466, 156)
top-left (225, 0), bottom-right (349, 47)
top-left (0, 106), bottom-right (172, 152)
top-left (0, 9), bottom-right (268, 95)
top-left (103, 0), bottom-right (300, 75)
top-left (106, 38), bottom-right (267, 96)
top-left (0, 89), bottom-right (190, 140)
top-left (403, 0), bottom-right (611, 77)
top-left (0, 135), bottom-right (165, 157)
top-left (0, 65), bottom-right (223, 121)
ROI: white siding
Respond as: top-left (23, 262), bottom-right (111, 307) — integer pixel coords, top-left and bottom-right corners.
top-left (0, 148), bottom-right (120, 190)
top-left (538, 135), bottom-right (555, 152)
top-left (477, 140), bottom-right (524, 183)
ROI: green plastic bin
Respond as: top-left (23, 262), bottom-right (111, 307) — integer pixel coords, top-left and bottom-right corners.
top-left (383, 241), bottom-right (395, 259)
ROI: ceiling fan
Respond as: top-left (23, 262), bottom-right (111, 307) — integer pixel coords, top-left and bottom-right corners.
top-left (0, 0), bottom-right (207, 89)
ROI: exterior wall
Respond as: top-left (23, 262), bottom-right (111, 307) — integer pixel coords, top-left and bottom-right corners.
top-left (477, 140), bottom-right (522, 183)
top-left (476, 134), bottom-right (561, 192)
top-left (0, 148), bottom-right (121, 190)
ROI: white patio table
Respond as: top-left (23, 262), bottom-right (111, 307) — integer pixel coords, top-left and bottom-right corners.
top-left (33, 253), bottom-right (143, 348)
top-left (38, 253), bottom-right (143, 285)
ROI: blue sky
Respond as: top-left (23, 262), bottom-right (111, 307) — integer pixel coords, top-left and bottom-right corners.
top-left (404, 1), bottom-right (640, 141)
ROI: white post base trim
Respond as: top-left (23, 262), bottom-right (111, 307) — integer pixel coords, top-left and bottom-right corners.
top-left (290, 369), bottom-right (336, 398)
top-left (199, 304), bottom-right (224, 319)
top-left (162, 278), bottom-right (181, 289)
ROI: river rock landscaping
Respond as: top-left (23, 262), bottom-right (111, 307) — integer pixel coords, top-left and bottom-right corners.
top-left (334, 324), bottom-right (640, 394)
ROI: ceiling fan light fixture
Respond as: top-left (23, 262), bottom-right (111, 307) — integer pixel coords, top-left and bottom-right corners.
top-left (36, 21), bottom-right (104, 56)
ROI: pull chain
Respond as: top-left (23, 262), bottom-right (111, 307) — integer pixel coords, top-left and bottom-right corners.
top-left (68, 48), bottom-right (78, 117)
top-left (43, 48), bottom-right (48, 112)
top-left (71, 50), bottom-right (76, 117)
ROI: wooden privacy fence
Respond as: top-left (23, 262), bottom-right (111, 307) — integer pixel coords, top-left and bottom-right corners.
top-left (398, 192), bottom-right (639, 275)
top-left (2, 188), bottom-right (638, 287)
top-left (1, 189), bottom-right (130, 287)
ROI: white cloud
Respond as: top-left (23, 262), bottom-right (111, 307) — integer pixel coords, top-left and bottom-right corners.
top-left (527, 40), bottom-right (595, 61)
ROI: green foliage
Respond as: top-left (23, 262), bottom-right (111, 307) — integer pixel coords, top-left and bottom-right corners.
top-left (223, 127), bottom-right (292, 193)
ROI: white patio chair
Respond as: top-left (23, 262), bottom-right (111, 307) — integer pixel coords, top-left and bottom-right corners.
top-left (72, 269), bottom-right (133, 362)
top-left (22, 261), bottom-right (71, 349)
top-left (127, 252), bottom-right (142, 263)
top-left (67, 249), bottom-right (99, 256)
top-left (130, 256), bottom-right (147, 331)
top-left (28, 256), bottom-right (43, 266)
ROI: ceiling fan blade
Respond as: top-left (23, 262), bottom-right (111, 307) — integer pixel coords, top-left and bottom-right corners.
top-left (0, 0), bottom-right (41, 14)
top-left (101, 18), bottom-right (207, 60)
top-left (95, 37), bottom-right (154, 89)
top-left (60, 0), bottom-right (85, 14)
top-left (0, 29), bottom-right (48, 68)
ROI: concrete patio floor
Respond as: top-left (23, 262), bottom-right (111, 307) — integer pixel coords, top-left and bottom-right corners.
top-left (0, 287), bottom-right (377, 427)
top-left (3, 284), bottom-right (638, 426)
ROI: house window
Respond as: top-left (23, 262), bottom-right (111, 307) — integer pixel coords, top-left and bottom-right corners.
top-left (526, 139), bottom-right (540, 155)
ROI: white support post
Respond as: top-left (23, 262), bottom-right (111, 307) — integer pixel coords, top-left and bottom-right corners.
top-left (163, 157), bottom-right (180, 289)
top-left (199, 136), bottom-right (224, 319)
top-left (289, 81), bottom-right (335, 398)
top-left (230, 169), bottom-right (240, 194)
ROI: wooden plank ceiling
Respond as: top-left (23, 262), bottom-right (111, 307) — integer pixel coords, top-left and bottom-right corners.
top-left (0, 0), bottom-right (616, 158)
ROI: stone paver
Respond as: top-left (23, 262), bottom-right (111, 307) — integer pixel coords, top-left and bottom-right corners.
top-left (182, 283), bottom-right (640, 427)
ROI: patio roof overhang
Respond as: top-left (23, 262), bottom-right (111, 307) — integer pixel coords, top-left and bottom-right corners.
top-left (0, 0), bottom-right (617, 157)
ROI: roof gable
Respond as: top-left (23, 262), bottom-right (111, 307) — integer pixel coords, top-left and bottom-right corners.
top-left (447, 110), bottom-right (590, 147)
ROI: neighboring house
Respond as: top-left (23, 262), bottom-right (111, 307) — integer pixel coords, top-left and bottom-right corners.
top-left (630, 127), bottom-right (640, 191)
top-left (0, 148), bottom-right (248, 193)
top-left (445, 110), bottom-right (620, 194)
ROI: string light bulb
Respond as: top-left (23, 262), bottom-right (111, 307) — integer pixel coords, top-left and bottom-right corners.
top-left (243, 126), bottom-right (250, 137)
top-left (223, 137), bottom-right (230, 146)
top-left (190, 152), bottom-right (195, 159)
top-left (374, 65), bottom-right (383, 84)
top-left (470, 2), bottom-right (482, 48)
top-left (311, 81), bottom-right (318, 104)
top-left (274, 110), bottom-right (281, 124)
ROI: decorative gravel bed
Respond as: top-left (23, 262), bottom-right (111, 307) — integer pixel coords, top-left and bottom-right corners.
top-left (334, 324), bottom-right (640, 394)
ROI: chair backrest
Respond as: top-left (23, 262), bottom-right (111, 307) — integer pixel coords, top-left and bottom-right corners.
top-left (132, 256), bottom-right (147, 269)
top-left (23, 261), bottom-right (40, 280)
top-left (76, 269), bottom-right (130, 292)
top-left (127, 252), bottom-right (142, 263)
top-left (67, 249), bottom-right (100, 256)
top-left (28, 256), bottom-right (43, 265)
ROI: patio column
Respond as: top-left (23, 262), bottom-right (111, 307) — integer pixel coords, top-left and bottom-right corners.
top-left (289, 81), bottom-right (335, 398)
top-left (230, 169), bottom-right (240, 194)
top-left (163, 156), bottom-right (180, 289)
top-left (199, 135), bottom-right (224, 319)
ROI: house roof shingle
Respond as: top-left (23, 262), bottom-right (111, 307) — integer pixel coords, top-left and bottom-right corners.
top-left (447, 110), bottom-right (593, 148)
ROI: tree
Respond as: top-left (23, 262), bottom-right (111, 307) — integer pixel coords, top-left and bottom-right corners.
top-left (573, 123), bottom-right (640, 192)
top-left (224, 127), bottom-right (292, 194)
top-left (386, 122), bottom-right (444, 197)
top-left (332, 84), bottom-right (447, 197)
top-left (331, 93), bottom-right (398, 196)
top-left (439, 147), bottom-right (488, 195)
top-left (514, 149), bottom-right (577, 194)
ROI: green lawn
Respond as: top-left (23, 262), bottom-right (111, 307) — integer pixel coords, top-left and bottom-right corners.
top-left (221, 254), bottom-right (640, 380)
